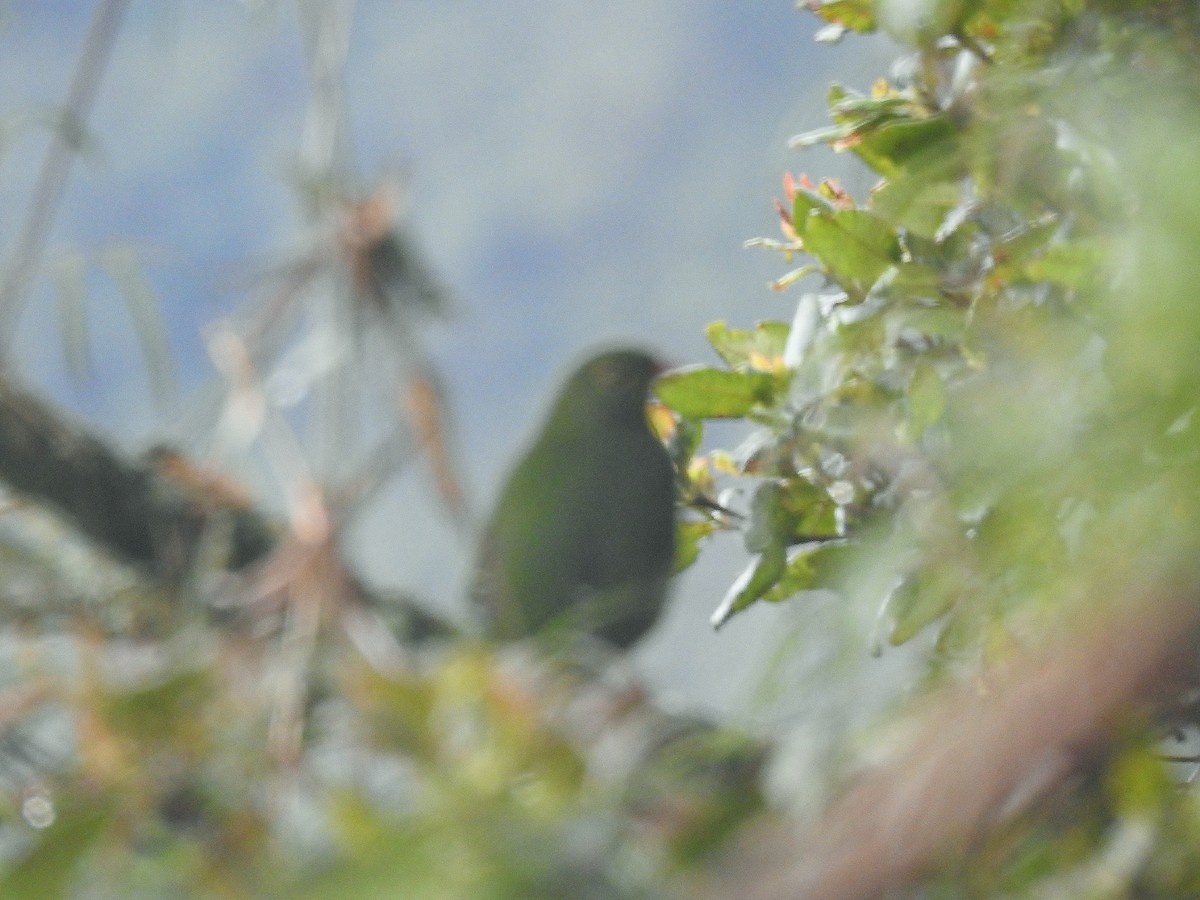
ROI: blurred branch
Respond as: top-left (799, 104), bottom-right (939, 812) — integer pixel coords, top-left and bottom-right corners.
top-left (0, 375), bottom-right (272, 580)
top-left (0, 0), bottom-right (130, 358)
top-left (697, 593), bottom-right (1200, 900)
top-left (0, 374), bottom-right (452, 642)
top-left (295, 0), bottom-right (358, 202)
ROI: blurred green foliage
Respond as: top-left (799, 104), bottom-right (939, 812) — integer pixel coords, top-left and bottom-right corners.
top-left (659, 0), bottom-right (1200, 892)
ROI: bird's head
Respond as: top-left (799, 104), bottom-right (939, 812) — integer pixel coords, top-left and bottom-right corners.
top-left (548, 348), bottom-right (664, 433)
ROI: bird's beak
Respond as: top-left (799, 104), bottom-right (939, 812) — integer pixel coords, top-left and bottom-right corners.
top-left (652, 357), bottom-right (678, 378)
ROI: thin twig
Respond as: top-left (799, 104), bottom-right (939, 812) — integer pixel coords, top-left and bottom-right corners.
top-left (0, 0), bottom-right (130, 359)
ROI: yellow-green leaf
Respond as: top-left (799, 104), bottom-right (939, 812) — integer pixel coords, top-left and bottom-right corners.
top-left (705, 321), bottom-right (789, 369)
top-left (906, 362), bottom-right (946, 439)
top-left (803, 209), bottom-right (900, 295)
top-left (656, 367), bottom-right (777, 419)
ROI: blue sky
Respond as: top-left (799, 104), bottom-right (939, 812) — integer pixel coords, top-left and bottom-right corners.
top-left (0, 2), bottom-right (895, 715)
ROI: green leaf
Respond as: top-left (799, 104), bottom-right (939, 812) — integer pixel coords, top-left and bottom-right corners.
top-left (710, 544), bottom-right (787, 629)
top-left (803, 209), bottom-right (901, 295)
top-left (854, 117), bottom-right (961, 178)
top-left (805, 0), bottom-right (876, 33)
top-left (744, 481), bottom-right (786, 555)
top-left (656, 367), bottom-right (778, 419)
top-left (874, 179), bottom-right (964, 238)
top-left (763, 540), bottom-right (853, 601)
top-left (777, 478), bottom-right (840, 541)
top-left (0, 800), bottom-right (111, 899)
top-left (992, 217), bottom-right (1060, 267)
top-left (788, 122), bottom-right (856, 150)
top-left (705, 321), bottom-right (789, 369)
top-left (906, 362), bottom-right (946, 439)
top-left (886, 565), bottom-right (961, 645)
top-left (99, 669), bottom-right (212, 745)
top-left (743, 479), bottom-right (838, 556)
top-left (1107, 745), bottom-right (1171, 817)
top-left (1022, 240), bottom-right (1106, 289)
top-left (829, 95), bottom-right (912, 128)
top-left (887, 262), bottom-right (946, 297)
top-left (862, 119), bottom-right (967, 236)
top-left (791, 189), bottom-right (830, 237)
top-left (708, 479), bottom-right (826, 623)
top-left (665, 413), bottom-right (704, 470)
top-left (870, 157), bottom-right (967, 238)
top-left (894, 305), bottom-right (966, 341)
top-left (771, 265), bottom-right (819, 291)
top-left (674, 518), bottom-right (718, 574)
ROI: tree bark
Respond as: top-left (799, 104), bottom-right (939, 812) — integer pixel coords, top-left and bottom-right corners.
top-left (0, 376), bottom-right (273, 579)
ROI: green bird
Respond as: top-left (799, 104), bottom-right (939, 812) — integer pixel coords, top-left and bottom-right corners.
top-left (471, 348), bottom-right (677, 649)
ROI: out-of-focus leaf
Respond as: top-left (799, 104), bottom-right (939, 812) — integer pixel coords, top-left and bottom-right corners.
top-left (656, 366), bottom-right (778, 419)
top-left (803, 209), bottom-right (901, 296)
top-left (665, 415), bottom-right (706, 495)
top-left (1022, 240), bottom-right (1106, 290)
top-left (0, 799), bottom-right (111, 899)
top-left (869, 129), bottom-right (967, 236)
top-left (884, 262), bottom-right (945, 301)
top-left (906, 362), bottom-right (946, 439)
top-left (835, 95), bottom-right (907, 127)
top-left (886, 564), bottom-right (962, 645)
top-left (791, 189), bottom-right (830, 237)
top-left (804, 0), bottom-right (876, 32)
top-left (776, 478), bottom-right (840, 542)
top-left (99, 669), bottom-right (212, 746)
top-left (894, 306), bottom-right (966, 341)
top-left (351, 667), bottom-right (439, 762)
top-left (762, 540), bottom-right (854, 601)
top-left (705, 321), bottom-right (790, 370)
top-left (710, 544), bottom-right (787, 629)
top-left (770, 265), bottom-right (819, 292)
top-left (855, 117), bottom-right (961, 179)
top-left (744, 480), bottom-right (787, 555)
top-left (873, 178), bottom-right (964, 238)
top-left (646, 399), bottom-right (680, 444)
top-left (675, 518), bottom-right (719, 574)
top-left (789, 122), bottom-right (857, 150)
top-left (710, 480), bottom-right (816, 627)
top-left (1107, 745), bottom-right (1171, 816)
top-left (625, 726), bottom-right (765, 862)
top-left (992, 217), bottom-right (1061, 266)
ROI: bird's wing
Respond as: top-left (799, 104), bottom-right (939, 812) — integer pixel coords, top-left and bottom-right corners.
top-left (471, 436), bottom-right (589, 639)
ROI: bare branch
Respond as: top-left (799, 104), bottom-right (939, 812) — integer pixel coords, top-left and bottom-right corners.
top-left (0, 375), bottom-right (272, 581)
top-left (0, 0), bottom-right (131, 356)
